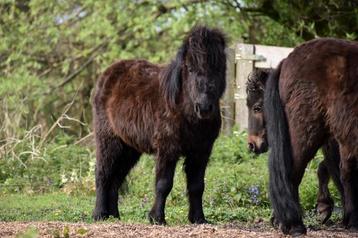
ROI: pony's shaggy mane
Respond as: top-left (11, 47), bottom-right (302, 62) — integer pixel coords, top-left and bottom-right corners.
top-left (185, 26), bottom-right (227, 71)
top-left (246, 68), bottom-right (272, 94)
top-left (160, 26), bottom-right (227, 108)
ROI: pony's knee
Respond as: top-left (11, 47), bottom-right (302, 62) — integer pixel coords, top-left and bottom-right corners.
top-left (187, 181), bottom-right (204, 196)
top-left (317, 161), bottom-right (328, 179)
top-left (156, 178), bottom-right (174, 196)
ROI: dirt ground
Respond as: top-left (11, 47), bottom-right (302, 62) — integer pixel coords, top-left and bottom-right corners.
top-left (0, 222), bottom-right (356, 238)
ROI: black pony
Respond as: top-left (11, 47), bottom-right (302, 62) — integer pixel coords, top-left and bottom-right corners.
top-left (92, 26), bottom-right (227, 224)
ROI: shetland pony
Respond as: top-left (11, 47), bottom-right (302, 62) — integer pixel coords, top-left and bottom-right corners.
top-left (92, 26), bottom-right (227, 224)
top-left (246, 68), bottom-right (343, 224)
top-left (265, 38), bottom-right (358, 235)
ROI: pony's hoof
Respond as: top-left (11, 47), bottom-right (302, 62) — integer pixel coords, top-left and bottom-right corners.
top-left (289, 224), bottom-right (307, 237)
top-left (93, 214), bottom-right (106, 221)
top-left (279, 223), bottom-right (306, 237)
top-left (317, 209), bottom-right (332, 224)
top-left (93, 211), bottom-right (120, 221)
top-left (148, 212), bottom-right (166, 225)
top-left (349, 226), bottom-right (358, 232)
top-left (348, 222), bottom-right (358, 232)
top-left (270, 215), bottom-right (279, 228)
top-left (315, 202), bottom-right (333, 224)
top-left (191, 218), bottom-right (209, 224)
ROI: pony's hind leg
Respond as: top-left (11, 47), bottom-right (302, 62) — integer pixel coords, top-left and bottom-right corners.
top-left (316, 139), bottom-right (343, 224)
top-left (322, 139), bottom-right (344, 197)
top-left (339, 144), bottom-right (358, 230)
top-left (148, 152), bottom-right (178, 225)
top-left (283, 124), bottom-right (324, 235)
top-left (316, 160), bottom-right (334, 224)
top-left (93, 133), bottom-right (140, 221)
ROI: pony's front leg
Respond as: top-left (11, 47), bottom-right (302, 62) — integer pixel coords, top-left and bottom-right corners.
top-left (184, 152), bottom-right (209, 224)
top-left (148, 153), bottom-right (178, 225)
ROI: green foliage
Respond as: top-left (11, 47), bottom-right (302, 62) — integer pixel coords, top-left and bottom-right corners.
top-left (210, 131), bottom-right (259, 163)
top-left (0, 133), bottom-right (95, 194)
top-left (231, 0), bottom-right (358, 41)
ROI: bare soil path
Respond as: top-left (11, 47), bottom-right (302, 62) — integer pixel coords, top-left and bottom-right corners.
top-left (0, 222), bottom-right (356, 238)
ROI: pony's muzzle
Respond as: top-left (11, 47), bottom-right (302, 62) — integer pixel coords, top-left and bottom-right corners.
top-left (247, 135), bottom-right (268, 154)
top-left (194, 103), bottom-right (213, 119)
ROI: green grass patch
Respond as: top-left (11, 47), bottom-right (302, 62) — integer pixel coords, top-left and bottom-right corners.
top-left (0, 157), bottom-right (272, 225)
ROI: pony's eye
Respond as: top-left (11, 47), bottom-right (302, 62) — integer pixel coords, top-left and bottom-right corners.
top-left (187, 66), bottom-right (194, 73)
top-left (253, 105), bottom-right (262, 113)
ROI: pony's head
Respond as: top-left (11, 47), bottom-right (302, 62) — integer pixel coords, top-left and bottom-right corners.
top-left (161, 26), bottom-right (227, 119)
top-left (246, 68), bottom-right (272, 154)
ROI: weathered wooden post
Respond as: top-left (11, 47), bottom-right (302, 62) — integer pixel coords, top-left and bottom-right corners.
top-left (221, 48), bottom-right (235, 135)
top-left (234, 43), bottom-right (293, 131)
top-left (234, 43), bottom-right (254, 131)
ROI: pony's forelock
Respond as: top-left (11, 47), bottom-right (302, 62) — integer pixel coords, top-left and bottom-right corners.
top-left (186, 26), bottom-right (227, 72)
top-left (246, 68), bottom-right (272, 95)
top-left (161, 26), bottom-right (227, 109)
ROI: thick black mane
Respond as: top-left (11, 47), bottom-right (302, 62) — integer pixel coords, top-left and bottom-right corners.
top-left (185, 26), bottom-right (227, 71)
top-left (161, 26), bottom-right (227, 108)
top-left (246, 68), bottom-right (272, 94)
top-left (246, 68), bottom-right (272, 107)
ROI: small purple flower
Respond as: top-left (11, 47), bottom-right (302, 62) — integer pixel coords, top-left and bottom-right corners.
top-left (248, 185), bottom-right (260, 205)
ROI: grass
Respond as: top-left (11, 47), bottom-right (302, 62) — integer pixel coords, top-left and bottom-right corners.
top-left (0, 132), bottom-right (342, 228)
top-left (0, 193), bottom-right (94, 222)
top-left (0, 156), bottom-right (272, 225)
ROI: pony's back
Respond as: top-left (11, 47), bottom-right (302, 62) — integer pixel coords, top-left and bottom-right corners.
top-left (93, 59), bottom-right (163, 153)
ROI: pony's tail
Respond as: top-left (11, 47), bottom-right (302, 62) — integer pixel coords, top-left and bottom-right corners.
top-left (264, 61), bottom-right (304, 233)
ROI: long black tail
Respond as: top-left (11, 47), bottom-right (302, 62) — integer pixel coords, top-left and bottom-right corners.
top-left (264, 61), bottom-right (303, 231)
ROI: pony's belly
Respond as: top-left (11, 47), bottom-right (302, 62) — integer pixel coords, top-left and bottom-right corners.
top-left (107, 104), bottom-right (156, 154)
top-left (116, 131), bottom-right (155, 154)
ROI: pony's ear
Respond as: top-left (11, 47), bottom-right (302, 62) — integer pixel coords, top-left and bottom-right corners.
top-left (161, 45), bottom-right (186, 108)
top-left (257, 69), bottom-right (272, 90)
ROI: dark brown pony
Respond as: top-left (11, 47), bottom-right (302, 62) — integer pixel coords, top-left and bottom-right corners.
top-left (246, 68), bottom-right (343, 224)
top-left (264, 38), bottom-right (358, 235)
top-left (92, 26), bottom-right (227, 224)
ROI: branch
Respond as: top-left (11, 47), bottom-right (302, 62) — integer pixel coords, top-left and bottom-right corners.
top-left (222, 0), bottom-right (263, 12)
top-left (223, 0), bottom-right (316, 41)
top-left (154, 0), bottom-right (209, 18)
top-left (54, 40), bottom-right (109, 89)
top-left (56, 55), bottom-right (94, 88)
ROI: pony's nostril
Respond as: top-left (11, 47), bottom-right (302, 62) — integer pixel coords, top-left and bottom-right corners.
top-left (195, 103), bottom-right (213, 117)
top-left (195, 104), bottom-right (200, 113)
top-left (208, 104), bottom-right (213, 112)
top-left (248, 142), bottom-right (255, 152)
